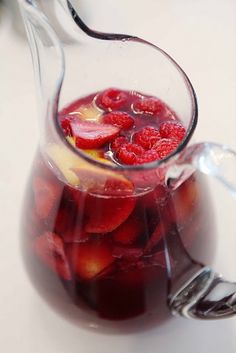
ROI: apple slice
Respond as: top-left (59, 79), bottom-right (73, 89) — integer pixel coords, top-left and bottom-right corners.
top-left (76, 104), bottom-right (103, 122)
top-left (70, 119), bottom-right (119, 149)
top-left (33, 232), bottom-right (72, 280)
top-left (66, 241), bottom-right (114, 280)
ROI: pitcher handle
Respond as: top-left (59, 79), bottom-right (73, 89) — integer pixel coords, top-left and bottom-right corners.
top-left (166, 142), bottom-right (236, 319)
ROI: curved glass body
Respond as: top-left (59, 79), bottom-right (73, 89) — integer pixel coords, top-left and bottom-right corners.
top-left (18, 0), bottom-right (236, 331)
top-left (21, 150), bottom-right (216, 331)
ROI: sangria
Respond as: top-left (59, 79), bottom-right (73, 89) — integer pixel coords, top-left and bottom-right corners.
top-left (21, 89), bottom-right (216, 328)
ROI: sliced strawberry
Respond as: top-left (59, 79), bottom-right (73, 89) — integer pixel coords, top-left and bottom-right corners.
top-left (84, 194), bottom-right (136, 233)
top-left (60, 116), bottom-right (75, 136)
top-left (112, 214), bottom-right (143, 245)
top-left (133, 97), bottom-right (165, 115)
top-left (33, 232), bottom-right (71, 280)
top-left (66, 241), bottom-right (114, 280)
top-left (97, 88), bottom-right (128, 110)
top-left (33, 176), bottom-right (61, 220)
top-left (133, 126), bottom-right (161, 150)
top-left (70, 119), bottom-right (119, 149)
top-left (159, 121), bottom-right (186, 142)
top-left (103, 111), bottom-right (134, 130)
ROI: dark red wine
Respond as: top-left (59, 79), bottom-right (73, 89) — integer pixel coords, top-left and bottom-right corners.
top-left (21, 88), bottom-right (216, 330)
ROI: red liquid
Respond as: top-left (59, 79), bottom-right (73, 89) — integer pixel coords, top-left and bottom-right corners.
top-left (21, 89), bottom-right (216, 332)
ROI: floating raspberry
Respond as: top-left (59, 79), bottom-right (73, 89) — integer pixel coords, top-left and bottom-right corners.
top-left (111, 136), bottom-right (128, 152)
top-left (152, 139), bottom-right (179, 159)
top-left (133, 97), bottom-right (165, 115)
top-left (159, 121), bottom-right (186, 141)
top-left (70, 119), bottom-right (119, 149)
top-left (136, 149), bottom-right (160, 164)
top-left (116, 143), bottom-right (145, 165)
top-left (133, 127), bottom-right (161, 150)
top-left (98, 88), bottom-right (128, 110)
top-left (103, 111), bottom-right (134, 130)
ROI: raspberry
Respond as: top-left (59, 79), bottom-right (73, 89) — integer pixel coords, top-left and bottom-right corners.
top-left (159, 121), bottom-right (186, 141)
top-left (152, 139), bottom-right (179, 159)
top-left (133, 127), bottom-right (161, 150)
top-left (133, 97), bottom-right (165, 115)
top-left (136, 149), bottom-right (160, 164)
top-left (103, 111), bottom-right (134, 130)
top-left (98, 88), bottom-right (128, 110)
top-left (111, 136), bottom-right (128, 152)
top-left (116, 143), bottom-right (145, 165)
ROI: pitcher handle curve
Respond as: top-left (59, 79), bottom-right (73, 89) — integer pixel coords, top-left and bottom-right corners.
top-left (166, 142), bottom-right (236, 319)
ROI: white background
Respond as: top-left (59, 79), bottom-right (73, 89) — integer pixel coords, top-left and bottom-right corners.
top-left (0, 1), bottom-right (236, 352)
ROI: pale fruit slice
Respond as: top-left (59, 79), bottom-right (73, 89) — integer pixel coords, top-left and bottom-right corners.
top-left (47, 143), bottom-right (134, 195)
top-left (71, 103), bottom-right (102, 123)
top-left (66, 136), bottom-right (76, 147)
top-left (47, 144), bottom-right (81, 186)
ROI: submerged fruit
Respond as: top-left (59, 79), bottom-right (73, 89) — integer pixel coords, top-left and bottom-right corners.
top-left (33, 232), bottom-right (71, 280)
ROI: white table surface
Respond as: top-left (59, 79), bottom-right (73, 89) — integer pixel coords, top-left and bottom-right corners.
top-left (0, 1), bottom-right (236, 352)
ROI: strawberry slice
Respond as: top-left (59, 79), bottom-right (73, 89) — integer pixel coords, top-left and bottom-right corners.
top-left (84, 194), bottom-right (136, 233)
top-left (66, 241), bottom-right (114, 280)
top-left (70, 119), bottom-right (119, 149)
top-left (33, 232), bottom-right (71, 280)
top-left (33, 176), bottom-right (62, 220)
top-left (112, 214), bottom-right (143, 245)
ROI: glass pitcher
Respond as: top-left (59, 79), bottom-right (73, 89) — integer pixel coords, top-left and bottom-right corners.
top-left (18, 0), bottom-right (236, 333)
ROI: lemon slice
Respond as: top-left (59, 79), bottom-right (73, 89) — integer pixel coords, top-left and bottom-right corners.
top-left (70, 104), bottom-right (102, 122)
top-left (47, 143), bottom-right (133, 194)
